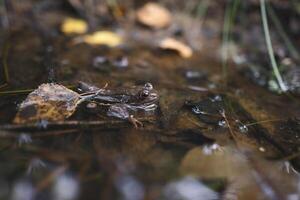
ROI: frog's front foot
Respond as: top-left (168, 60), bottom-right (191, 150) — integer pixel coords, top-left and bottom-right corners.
top-left (128, 115), bottom-right (143, 128)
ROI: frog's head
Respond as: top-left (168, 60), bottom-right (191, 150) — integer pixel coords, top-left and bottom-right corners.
top-left (138, 83), bottom-right (159, 103)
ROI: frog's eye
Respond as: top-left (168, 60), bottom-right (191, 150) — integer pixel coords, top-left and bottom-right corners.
top-left (144, 83), bottom-right (153, 90)
top-left (140, 90), bottom-right (149, 98)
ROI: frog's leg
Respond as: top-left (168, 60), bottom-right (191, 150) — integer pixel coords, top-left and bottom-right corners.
top-left (107, 104), bottom-right (143, 128)
top-left (128, 115), bottom-right (143, 128)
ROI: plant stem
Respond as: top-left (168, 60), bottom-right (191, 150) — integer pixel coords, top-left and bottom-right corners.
top-left (260, 0), bottom-right (287, 92)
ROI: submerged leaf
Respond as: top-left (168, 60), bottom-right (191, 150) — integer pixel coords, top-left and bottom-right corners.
top-left (82, 31), bottom-right (123, 47)
top-left (61, 18), bottom-right (88, 34)
top-left (14, 83), bottom-right (81, 124)
top-left (136, 2), bottom-right (171, 29)
top-left (159, 38), bottom-right (193, 58)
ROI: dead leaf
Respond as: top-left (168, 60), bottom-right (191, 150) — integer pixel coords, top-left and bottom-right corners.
top-left (81, 31), bottom-right (123, 47)
top-left (159, 38), bottom-right (193, 58)
top-left (14, 83), bottom-right (82, 124)
top-left (61, 18), bottom-right (88, 34)
top-left (136, 2), bottom-right (171, 29)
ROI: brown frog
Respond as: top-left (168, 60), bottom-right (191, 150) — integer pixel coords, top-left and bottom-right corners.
top-left (78, 82), bottom-right (159, 127)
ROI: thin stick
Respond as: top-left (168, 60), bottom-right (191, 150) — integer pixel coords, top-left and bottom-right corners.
top-left (0, 118), bottom-right (154, 131)
top-left (0, 88), bottom-right (34, 95)
top-left (220, 109), bottom-right (238, 143)
top-left (245, 118), bottom-right (283, 127)
top-left (0, 85), bottom-right (76, 96)
top-left (260, 0), bottom-right (287, 92)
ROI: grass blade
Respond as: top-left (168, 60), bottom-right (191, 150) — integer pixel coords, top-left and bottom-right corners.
top-left (260, 0), bottom-right (287, 92)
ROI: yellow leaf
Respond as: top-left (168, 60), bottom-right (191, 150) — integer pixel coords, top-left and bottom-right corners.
top-left (159, 38), bottom-right (193, 58)
top-left (61, 18), bottom-right (88, 34)
top-left (82, 31), bottom-right (123, 47)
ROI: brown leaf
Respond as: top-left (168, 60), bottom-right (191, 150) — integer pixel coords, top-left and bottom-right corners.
top-left (159, 38), bottom-right (193, 58)
top-left (14, 83), bottom-right (81, 124)
top-left (136, 2), bottom-right (171, 29)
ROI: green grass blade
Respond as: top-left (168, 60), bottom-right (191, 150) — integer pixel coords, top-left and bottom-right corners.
top-left (260, 0), bottom-right (287, 92)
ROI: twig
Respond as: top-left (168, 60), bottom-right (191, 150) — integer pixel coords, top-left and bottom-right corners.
top-left (220, 109), bottom-right (238, 143)
top-left (0, 88), bottom-right (34, 96)
top-left (245, 118), bottom-right (283, 127)
top-left (0, 118), bottom-right (155, 131)
top-left (0, 85), bottom-right (76, 96)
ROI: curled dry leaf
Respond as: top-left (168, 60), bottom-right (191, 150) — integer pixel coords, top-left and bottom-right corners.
top-left (14, 83), bottom-right (82, 124)
top-left (159, 38), bottom-right (193, 58)
top-left (61, 18), bottom-right (88, 34)
top-left (136, 2), bottom-right (171, 29)
top-left (81, 31), bottom-right (123, 47)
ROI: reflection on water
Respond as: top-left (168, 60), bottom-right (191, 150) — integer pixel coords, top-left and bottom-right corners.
top-left (53, 174), bottom-right (79, 200)
top-left (163, 176), bottom-right (218, 200)
top-left (27, 158), bottom-right (47, 175)
top-left (12, 180), bottom-right (35, 200)
top-left (116, 175), bottom-right (144, 200)
top-left (0, 179), bottom-right (9, 199)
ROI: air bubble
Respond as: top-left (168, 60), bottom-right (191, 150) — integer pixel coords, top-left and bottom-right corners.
top-left (210, 95), bottom-right (222, 102)
top-left (238, 124), bottom-right (248, 133)
top-left (218, 120), bottom-right (227, 127)
top-left (192, 107), bottom-right (205, 114)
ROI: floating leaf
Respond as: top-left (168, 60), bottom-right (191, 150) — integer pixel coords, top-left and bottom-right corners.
top-left (61, 18), bottom-right (88, 34)
top-left (159, 38), bottom-right (193, 58)
top-left (81, 31), bottom-right (123, 47)
top-left (136, 2), bottom-right (171, 29)
top-left (14, 83), bottom-right (82, 124)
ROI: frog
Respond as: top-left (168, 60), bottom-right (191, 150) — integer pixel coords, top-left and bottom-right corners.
top-left (78, 81), bottom-right (159, 128)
